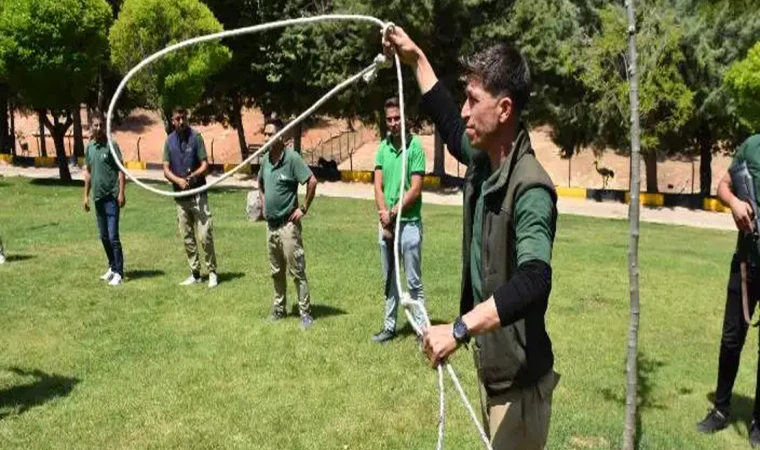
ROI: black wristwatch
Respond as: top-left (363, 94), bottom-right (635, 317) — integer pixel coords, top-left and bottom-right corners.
top-left (299, 205), bottom-right (307, 214)
top-left (452, 316), bottom-right (471, 345)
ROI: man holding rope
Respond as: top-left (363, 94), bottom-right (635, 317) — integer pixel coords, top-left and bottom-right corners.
top-left (386, 28), bottom-right (560, 449)
top-left (372, 96), bottom-right (427, 343)
top-left (697, 134), bottom-right (760, 447)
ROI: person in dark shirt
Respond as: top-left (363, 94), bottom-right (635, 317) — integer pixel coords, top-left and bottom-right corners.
top-left (385, 27), bottom-right (560, 449)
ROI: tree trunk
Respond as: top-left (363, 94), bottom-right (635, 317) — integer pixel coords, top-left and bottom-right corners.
top-left (42, 112), bottom-right (73, 181)
top-left (9, 103), bottom-right (16, 157)
top-left (434, 126), bottom-right (445, 177)
top-left (232, 99), bottom-right (247, 160)
top-left (38, 111), bottom-right (47, 157)
top-left (624, 1), bottom-right (642, 449)
top-left (97, 69), bottom-right (106, 114)
top-left (293, 122), bottom-right (302, 154)
top-left (0, 85), bottom-right (8, 154)
top-left (72, 105), bottom-right (85, 159)
top-left (698, 126), bottom-right (713, 197)
top-left (643, 151), bottom-right (658, 193)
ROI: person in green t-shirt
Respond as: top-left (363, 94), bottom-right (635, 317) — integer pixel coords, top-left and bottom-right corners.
top-left (257, 117), bottom-right (318, 329)
top-left (371, 96), bottom-right (427, 343)
top-left (697, 134), bottom-right (760, 445)
top-left (83, 112), bottom-right (126, 286)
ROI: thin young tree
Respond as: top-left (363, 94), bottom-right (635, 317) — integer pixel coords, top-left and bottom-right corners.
top-left (623, 0), bottom-right (642, 448)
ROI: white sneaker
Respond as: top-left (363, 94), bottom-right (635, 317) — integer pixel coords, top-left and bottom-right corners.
top-left (108, 273), bottom-right (122, 286)
top-left (208, 272), bottom-right (218, 288)
top-left (100, 268), bottom-right (114, 281)
top-left (0, 254), bottom-right (6, 265)
top-left (180, 275), bottom-right (202, 286)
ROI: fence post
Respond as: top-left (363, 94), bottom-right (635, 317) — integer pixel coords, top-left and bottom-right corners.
top-left (211, 138), bottom-right (215, 164)
top-left (136, 136), bottom-right (142, 161)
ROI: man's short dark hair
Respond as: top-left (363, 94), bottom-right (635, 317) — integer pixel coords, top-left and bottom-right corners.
top-left (384, 97), bottom-right (400, 110)
top-left (460, 43), bottom-right (532, 113)
top-left (172, 106), bottom-right (187, 116)
top-left (265, 117), bottom-right (284, 131)
top-left (91, 111), bottom-right (106, 123)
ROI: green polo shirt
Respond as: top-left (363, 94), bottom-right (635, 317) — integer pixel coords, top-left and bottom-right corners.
top-left (374, 135), bottom-right (426, 222)
top-left (258, 148), bottom-right (313, 223)
top-left (730, 134), bottom-right (760, 210)
top-left (85, 140), bottom-right (123, 202)
top-left (468, 140), bottom-right (554, 304)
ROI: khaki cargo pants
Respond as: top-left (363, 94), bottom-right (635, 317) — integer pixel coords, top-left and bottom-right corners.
top-left (267, 220), bottom-right (311, 316)
top-left (175, 193), bottom-right (217, 273)
top-left (477, 367), bottom-right (560, 450)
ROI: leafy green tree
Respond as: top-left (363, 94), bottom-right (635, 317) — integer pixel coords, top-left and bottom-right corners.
top-left (109, 0), bottom-right (231, 133)
top-left (579, 0), bottom-right (694, 193)
top-left (725, 41), bottom-right (760, 132)
top-left (0, 0), bottom-right (112, 180)
top-left (676, 0), bottom-right (760, 195)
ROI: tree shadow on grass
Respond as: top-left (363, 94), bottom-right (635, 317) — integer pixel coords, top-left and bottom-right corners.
top-left (217, 272), bottom-right (246, 283)
top-left (6, 254), bottom-right (34, 262)
top-left (29, 178), bottom-right (83, 188)
top-left (0, 367), bottom-right (80, 420)
top-left (706, 391), bottom-right (755, 436)
top-left (599, 352), bottom-right (665, 449)
top-left (290, 303), bottom-right (347, 319)
top-left (125, 269), bottom-right (165, 280)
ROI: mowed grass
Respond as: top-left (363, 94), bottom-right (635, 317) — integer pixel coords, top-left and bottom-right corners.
top-left (0, 175), bottom-right (754, 449)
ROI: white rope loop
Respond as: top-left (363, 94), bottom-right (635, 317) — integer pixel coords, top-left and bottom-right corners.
top-left (106, 15), bottom-right (385, 198)
top-left (106, 14), bottom-right (492, 450)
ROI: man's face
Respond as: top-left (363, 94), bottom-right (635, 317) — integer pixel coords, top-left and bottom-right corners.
top-left (91, 118), bottom-right (105, 140)
top-left (172, 112), bottom-right (188, 132)
top-left (263, 124), bottom-right (284, 150)
top-left (385, 106), bottom-right (401, 137)
top-left (460, 77), bottom-right (512, 149)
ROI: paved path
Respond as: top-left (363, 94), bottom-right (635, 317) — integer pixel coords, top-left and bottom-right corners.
top-left (0, 164), bottom-right (736, 232)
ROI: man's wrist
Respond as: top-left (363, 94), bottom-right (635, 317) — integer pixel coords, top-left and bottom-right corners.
top-left (452, 315), bottom-right (471, 345)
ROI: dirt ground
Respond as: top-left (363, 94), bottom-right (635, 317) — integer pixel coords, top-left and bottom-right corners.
top-left (11, 108), bottom-right (732, 195)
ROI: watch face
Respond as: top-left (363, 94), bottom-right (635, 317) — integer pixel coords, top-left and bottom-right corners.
top-left (454, 319), bottom-right (467, 339)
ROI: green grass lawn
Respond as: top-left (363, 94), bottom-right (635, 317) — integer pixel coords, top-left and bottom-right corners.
top-left (0, 175), bottom-right (755, 449)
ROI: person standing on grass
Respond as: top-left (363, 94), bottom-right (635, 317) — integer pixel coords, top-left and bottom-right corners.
top-left (162, 106), bottom-right (219, 289)
top-left (385, 28), bottom-right (560, 450)
top-left (697, 134), bottom-right (760, 448)
top-left (371, 96), bottom-right (427, 344)
top-left (83, 112), bottom-right (126, 286)
top-left (257, 117), bottom-right (318, 329)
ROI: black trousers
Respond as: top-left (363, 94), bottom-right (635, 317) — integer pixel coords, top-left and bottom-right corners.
top-left (714, 252), bottom-right (760, 419)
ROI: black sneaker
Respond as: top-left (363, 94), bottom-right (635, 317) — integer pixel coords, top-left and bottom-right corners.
top-left (269, 309), bottom-right (285, 321)
top-left (750, 420), bottom-right (760, 448)
top-left (696, 408), bottom-right (729, 434)
top-left (371, 329), bottom-right (396, 343)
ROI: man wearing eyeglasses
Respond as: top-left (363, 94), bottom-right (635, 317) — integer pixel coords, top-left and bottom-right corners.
top-left (371, 96), bottom-right (427, 343)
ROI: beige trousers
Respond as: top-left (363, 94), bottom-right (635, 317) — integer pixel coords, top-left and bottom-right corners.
top-left (477, 369), bottom-right (560, 450)
top-left (267, 221), bottom-right (311, 316)
top-left (175, 193), bottom-right (217, 273)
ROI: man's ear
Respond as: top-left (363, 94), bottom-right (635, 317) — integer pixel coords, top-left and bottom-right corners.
top-left (497, 96), bottom-right (514, 124)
